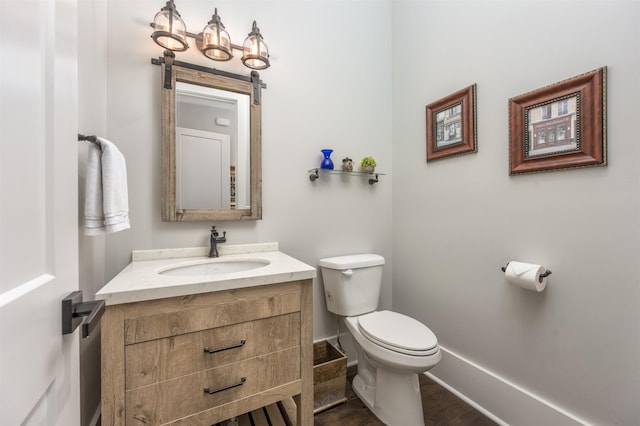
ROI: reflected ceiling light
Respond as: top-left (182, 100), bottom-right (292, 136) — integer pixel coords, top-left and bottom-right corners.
top-left (150, 1), bottom-right (270, 70)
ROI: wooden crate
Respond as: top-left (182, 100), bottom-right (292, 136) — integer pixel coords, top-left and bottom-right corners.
top-left (313, 340), bottom-right (348, 413)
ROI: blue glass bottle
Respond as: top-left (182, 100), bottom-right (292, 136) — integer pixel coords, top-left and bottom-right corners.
top-left (320, 149), bottom-right (334, 170)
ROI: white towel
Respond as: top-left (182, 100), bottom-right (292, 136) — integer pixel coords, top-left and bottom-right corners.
top-left (84, 137), bottom-right (130, 235)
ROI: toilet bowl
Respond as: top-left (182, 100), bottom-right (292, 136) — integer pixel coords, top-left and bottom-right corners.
top-left (344, 311), bottom-right (441, 426)
top-left (347, 310), bottom-right (440, 371)
top-left (319, 254), bottom-right (441, 426)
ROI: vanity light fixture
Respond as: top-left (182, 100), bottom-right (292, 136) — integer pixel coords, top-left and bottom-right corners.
top-left (200, 8), bottom-right (232, 61)
top-left (151, 1), bottom-right (270, 70)
top-left (240, 21), bottom-right (270, 70)
top-left (151, 0), bottom-right (188, 52)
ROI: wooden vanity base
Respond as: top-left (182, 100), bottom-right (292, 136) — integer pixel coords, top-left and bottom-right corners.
top-left (101, 280), bottom-right (313, 426)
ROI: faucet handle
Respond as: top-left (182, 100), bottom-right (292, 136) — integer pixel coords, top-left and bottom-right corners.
top-left (211, 226), bottom-right (218, 237)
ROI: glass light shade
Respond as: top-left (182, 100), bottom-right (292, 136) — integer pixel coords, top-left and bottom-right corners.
top-left (241, 21), bottom-right (270, 70)
top-left (151, 1), bottom-right (188, 52)
top-left (200, 9), bottom-right (233, 61)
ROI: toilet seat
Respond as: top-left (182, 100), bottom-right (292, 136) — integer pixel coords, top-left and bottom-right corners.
top-left (357, 310), bottom-right (439, 356)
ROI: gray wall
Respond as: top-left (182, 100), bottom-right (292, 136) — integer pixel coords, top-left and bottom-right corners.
top-left (392, 1), bottom-right (640, 425)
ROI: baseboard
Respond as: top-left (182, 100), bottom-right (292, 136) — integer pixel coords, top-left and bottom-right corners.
top-left (426, 345), bottom-right (592, 426)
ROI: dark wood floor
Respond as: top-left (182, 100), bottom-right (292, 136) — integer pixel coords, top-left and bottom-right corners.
top-left (314, 366), bottom-right (497, 426)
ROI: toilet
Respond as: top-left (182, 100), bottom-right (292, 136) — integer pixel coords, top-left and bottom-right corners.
top-left (319, 254), bottom-right (441, 426)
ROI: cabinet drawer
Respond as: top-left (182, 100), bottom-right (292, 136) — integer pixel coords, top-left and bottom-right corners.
top-left (124, 291), bottom-right (301, 345)
top-left (125, 313), bottom-right (300, 389)
top-left (125, 346), bottom-right (301, 426)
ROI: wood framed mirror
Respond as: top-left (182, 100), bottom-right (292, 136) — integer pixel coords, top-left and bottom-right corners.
top-left (161, 64), bottom-right (262, 221)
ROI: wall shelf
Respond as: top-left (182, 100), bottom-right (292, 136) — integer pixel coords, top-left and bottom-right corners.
top-left (308, 168), bottom-right (385, 185)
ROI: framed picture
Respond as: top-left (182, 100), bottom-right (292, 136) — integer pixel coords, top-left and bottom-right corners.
top-left (426, 84), bottom-right (477, 162)
top-left (508, 67), bottom-right (606, 175)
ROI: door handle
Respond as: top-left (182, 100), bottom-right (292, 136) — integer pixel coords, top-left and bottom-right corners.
top-left (62, 290), bottom-right (105, 338)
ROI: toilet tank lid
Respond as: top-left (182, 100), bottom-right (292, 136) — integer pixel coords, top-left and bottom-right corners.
top-left (319, 254), bottom-right (385, 269)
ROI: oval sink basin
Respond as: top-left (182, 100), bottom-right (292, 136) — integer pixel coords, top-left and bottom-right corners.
top-left (159, 259), bottom-right (270, 277)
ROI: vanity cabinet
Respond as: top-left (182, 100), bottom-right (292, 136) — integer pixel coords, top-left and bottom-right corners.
top-left (101, 279), bottom-right (313, 426)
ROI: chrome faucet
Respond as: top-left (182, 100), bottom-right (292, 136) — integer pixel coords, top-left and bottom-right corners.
top-left (208, 226), bottom-right (227, 258)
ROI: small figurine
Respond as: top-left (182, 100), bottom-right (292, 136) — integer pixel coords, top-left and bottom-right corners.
top-left (341, 157), bottom-right (354, 172)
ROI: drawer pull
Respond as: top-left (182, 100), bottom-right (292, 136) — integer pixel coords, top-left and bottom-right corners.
top-left (204, 377), bottom-right (246, 395)
top-left (203, 339), bottom-right (247, 354)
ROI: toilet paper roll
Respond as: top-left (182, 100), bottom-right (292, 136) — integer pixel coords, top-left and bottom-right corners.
top-left (504, 261), bottom-right (548, 292)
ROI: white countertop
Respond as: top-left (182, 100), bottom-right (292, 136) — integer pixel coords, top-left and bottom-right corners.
top-left (95, 243), bottom-right (317, 305)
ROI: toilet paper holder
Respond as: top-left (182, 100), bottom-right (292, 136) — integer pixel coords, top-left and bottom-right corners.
top-left (501, 262), bottom-right (552, 283)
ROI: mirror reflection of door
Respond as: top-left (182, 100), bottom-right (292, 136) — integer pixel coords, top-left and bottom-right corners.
top-left (176, 128), bottom-right (230, 209)
top-left (176, 82), bottom-right (251, 210)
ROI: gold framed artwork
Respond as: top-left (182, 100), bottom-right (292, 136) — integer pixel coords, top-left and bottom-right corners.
top-left (508, 67), bottom-right (607, 175)
top-left (425, 84), bottom-right (477, 162)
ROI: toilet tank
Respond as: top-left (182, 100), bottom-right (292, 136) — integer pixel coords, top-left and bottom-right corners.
top-left (319, 254), bottom-right (385, 317)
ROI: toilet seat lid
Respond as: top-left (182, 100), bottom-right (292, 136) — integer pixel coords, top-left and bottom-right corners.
top-left (358, 310), bottom-right (438, 355)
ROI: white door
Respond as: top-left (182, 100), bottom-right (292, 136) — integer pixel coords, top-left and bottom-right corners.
top-left (0, 1), bottom-right (80, 425)
top-left (176, 127), bottom-right (231, 209)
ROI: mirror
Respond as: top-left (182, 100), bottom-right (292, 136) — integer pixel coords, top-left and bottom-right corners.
top-left (161, 65), bottom-right (262, 221)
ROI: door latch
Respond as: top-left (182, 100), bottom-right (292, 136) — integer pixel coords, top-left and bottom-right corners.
top-left (62, 290), bottom-right (105, 338)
